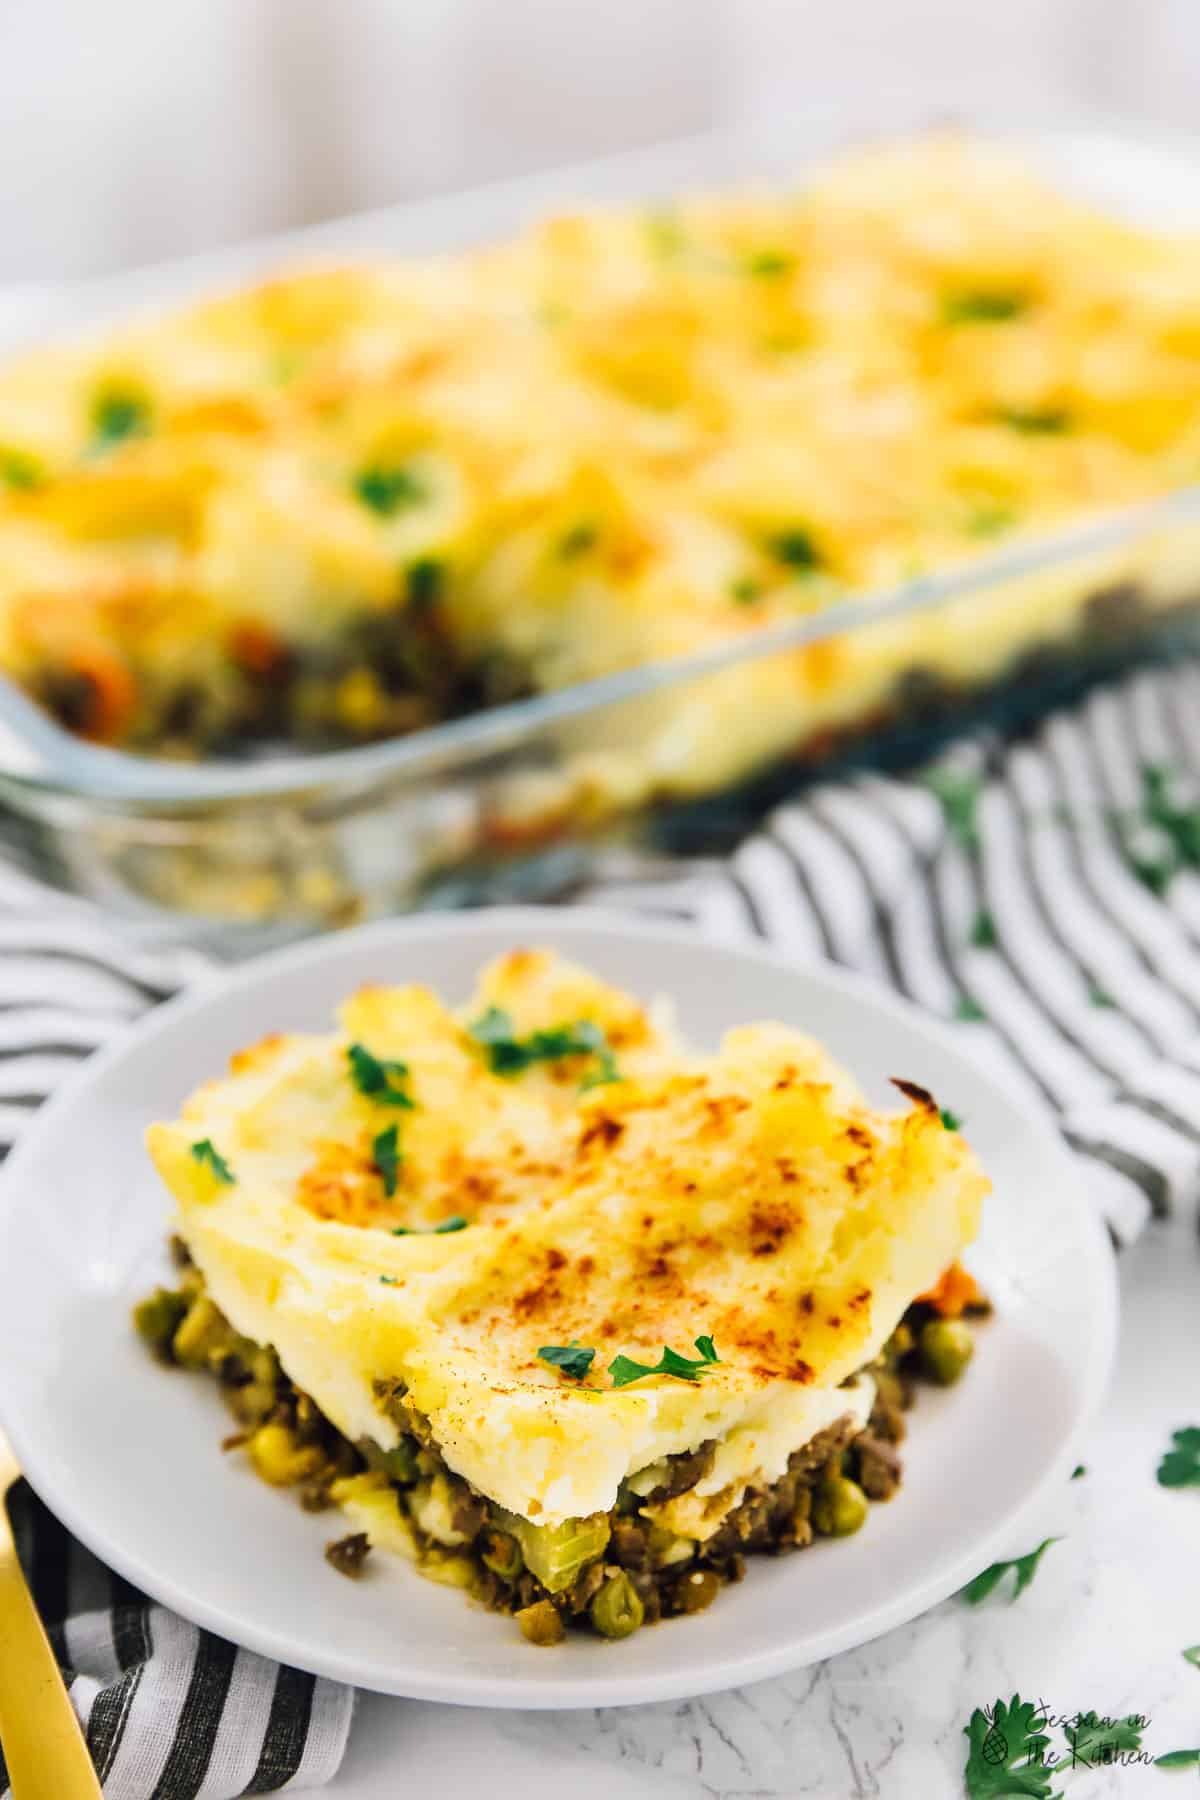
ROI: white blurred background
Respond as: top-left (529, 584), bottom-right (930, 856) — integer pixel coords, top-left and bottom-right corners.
top-left (3, 0), bottom-right (1200, 280)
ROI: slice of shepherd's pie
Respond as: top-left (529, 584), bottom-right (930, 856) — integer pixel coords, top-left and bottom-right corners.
top-left (138, 948), bottom-right (990, 1643)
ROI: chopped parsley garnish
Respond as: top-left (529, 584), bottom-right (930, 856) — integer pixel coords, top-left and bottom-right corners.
top-left (1184, 1645), bottom-right (1200, 1669)
top-left (372, 1124), bottom-right (401, 1197)
top-left (745, 249), bottom-right (795, 279)
top-left (557, 522), bottom-right (598, 559)
top-left (608, 1336), bottom-right (720, 1387)
top-left (0, 447), bottom-right (43, 491)
top-left (963, 1696), bottom-right (1053, 1799)
top-left (955, 995), bottom-right (987, 1022)
top-left (1071, 1463), bottom-right (1087, 1479)
top-left (1157, 1426), bottom-right (1200, 1487)
top-left (468, 1006), bottom-right (620, 1088)
top-left (964, 502), bottom-right (1017, 539)
top-left (970, 908), bottom-right (997, 948)
top-left (379, 1274), bottom-right (399, 1286)
top-left (347, 1042), bottom-right (415, 1108)
top-left (995, 405), bottom-right (1071, 435)
top-left (90, 388), bottom-right (151, 450)
top-left (1121, 764), bottom-right (1200, 894)
top-left (765, 526), bottom-right (820, 570)
top-left (537, 1343), bottom-right (596, 1380)
top-left (390, 1214), bottom-right (467, 1237)
top-left (190, 1138), bottom-right (234, 1184)
top-left (1088, 984), bottom-right (1115, 1009)
top-left (353, 463), bottom-right (425, 517)
top-left (961, 1536), bottom-right (1060, 1605)
top-left (729, 575), bottom-right (763, 604)
top-left (406, 556), bottom-right (444, 611)
top-left (941, 289), bottom-right (1029, 325)
top-left (939, 1108), bottom-right (963, 1132)
top-left (923, 766), bottom-right (983, 851)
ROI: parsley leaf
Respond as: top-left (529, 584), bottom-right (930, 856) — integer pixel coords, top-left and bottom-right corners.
top-left (379, 1274), bottom-right (399, 1286)
top-left (406, 556), bottom-right (444, 611)
top-left (537, 1343), bottom-right (596, 1380)
top-left (372, 1124), bottom-right (401, 1197)
top-left (557, 522), bottom-right (597, 559)
top-left (1183, 1645), bottom-right (1200, 1669)
top-left (924, 766), bottom-right (983, 851)
top-left (1157, 1426), bottom-right (1200, 1487)
top-left (729, 575), bottom-right (763, 604)
top-left (608, 1336), bottom-right (720, 1387)
top-left (963, 1695), bottom-right (1054, 1799)
top-left (0, 446), bottom-right (43, 491)
top-left (91, 388), bottom-right (151, 450)
top-left (353, 463), bottom-right (425, 517)
top-left (955, 995), bottom-right (987, 1022)
top-left (390, 1214), bottom-right (467, 1237)
top-left (745, 248), bottom-right (795, 279)
top-left (1087, 984), bottom-right (1115, 1009)
top-left (995, 405), bottom-right (1072, 435)
top-left (942, 290), bottom-right (1028, 325)
top-left (940, 1108), bottom-right (963, 1132)
top-left (765, 526), bottom-right (820, 570)
top-left (965, 502), bottom-right (1017, 539)
top-left (1071, 1463), bottom-right (1087, 1480)
top-left (1157, 1748), bottom-right (1200, 1768)
top-left (468, 1006), bottom-right (620, 1088)
top-left (347, 1042), bottom-right (415, 1109)
top-left (962, 1537), bottom-right (1060, 1605)
top-left (190, 1138), bottom-right (234, 1184)
top-left (970, 908), bottom-right (997, 948)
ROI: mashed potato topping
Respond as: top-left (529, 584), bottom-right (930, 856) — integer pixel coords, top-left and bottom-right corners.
top-left (4, 137), bottom-right (1200, 766)
top-left (146, 949), bottom-right (988, 1525)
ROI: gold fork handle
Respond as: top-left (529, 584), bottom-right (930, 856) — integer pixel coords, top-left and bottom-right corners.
top-left (0, 1529), bottom-right (103, 1799)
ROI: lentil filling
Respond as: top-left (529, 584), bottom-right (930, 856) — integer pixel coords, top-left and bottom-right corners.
top-left (134, 1239), bottom-right (988, 1644)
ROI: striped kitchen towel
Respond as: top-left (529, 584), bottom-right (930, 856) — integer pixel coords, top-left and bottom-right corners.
top-left (2, 657), bottom-right (1199, 1798)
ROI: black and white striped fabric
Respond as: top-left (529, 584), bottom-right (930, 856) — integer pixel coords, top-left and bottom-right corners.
top-left (2, 659), bottom-right (1198, 1797)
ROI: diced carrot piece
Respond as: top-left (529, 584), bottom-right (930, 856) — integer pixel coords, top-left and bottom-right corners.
top-left (916, 1261), bottom-right (981, 1316)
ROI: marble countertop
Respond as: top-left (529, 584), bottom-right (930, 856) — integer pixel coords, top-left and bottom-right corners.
top-left (328, 1212), bottom-right (1200, 1800)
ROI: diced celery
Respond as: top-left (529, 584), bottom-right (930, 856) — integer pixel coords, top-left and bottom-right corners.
top-left (495, 1508), bottom-right (610, 1593)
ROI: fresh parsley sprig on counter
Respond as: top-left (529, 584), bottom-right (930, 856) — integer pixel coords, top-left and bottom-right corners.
top-left (468, 1006), bottom-right (620, 1089)
top-left (537, 1343), bottom-right (596, 1381)
top-left (961, 1537), bottom-right (1060, 1605)
top-left (609, 1336), bottom-right (720, 1388)
top-left (347, 1043), bottom-right (415, 1108)
top-left (1157, 1426), bottom-right (1200, 1487)
top-left (963, 1696), bottom-right (1052, 1800)
top-left (190, 1139), bottom-right (234, 1184)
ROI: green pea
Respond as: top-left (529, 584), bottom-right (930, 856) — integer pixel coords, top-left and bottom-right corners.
top-left (590, 1570), bottom-right (645, 1639)
top-left (674, 1568), bottom-right (721, 1615)
top-left (919, 1317), bottom-right (974, 1385)
top-left (379, 1438), bottom-right (420, 1484)
top-left (480, 1529), bottom-right (524, 1582)
top-left (812, 1475), bottom-right (869, 1537)
top-left (131, 1287), bottom-right (187, 1361)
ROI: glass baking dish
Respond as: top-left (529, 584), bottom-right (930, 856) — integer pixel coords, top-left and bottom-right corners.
top-left (4, 112), bottom-right (1200, 949)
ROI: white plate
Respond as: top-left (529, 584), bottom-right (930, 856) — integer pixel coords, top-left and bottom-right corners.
top-left (0, 909), bottom-right (1117, 1709)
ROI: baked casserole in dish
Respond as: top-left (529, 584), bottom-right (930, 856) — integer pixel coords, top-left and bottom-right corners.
top-left (3, 130), bottom-right (1200, 931)
top-left (136, 947), bottom-right (989, 1642)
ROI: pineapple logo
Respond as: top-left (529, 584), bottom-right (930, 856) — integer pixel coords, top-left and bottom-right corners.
top-left (980, 1718), bottom-right (1009, 1766)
